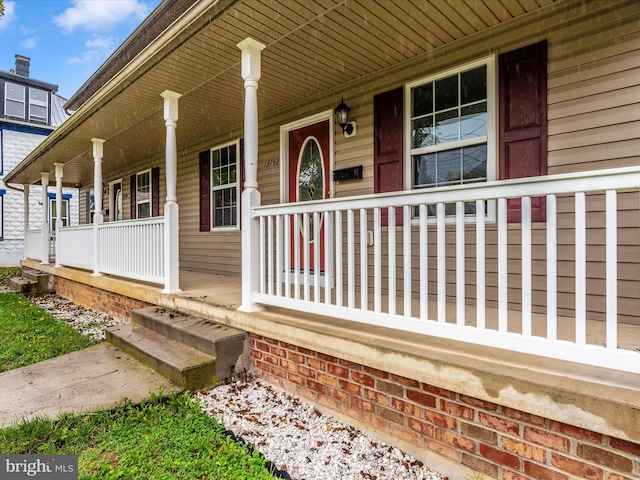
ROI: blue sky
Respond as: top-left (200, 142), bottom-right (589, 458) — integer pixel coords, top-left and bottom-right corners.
top-left (0, 0), bottom-right (162, 100)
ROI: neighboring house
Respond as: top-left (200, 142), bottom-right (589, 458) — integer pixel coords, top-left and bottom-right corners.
top-left (0, 55), bottom-right (77, 266)
top-left (5, 1), bottom-right (640, 478)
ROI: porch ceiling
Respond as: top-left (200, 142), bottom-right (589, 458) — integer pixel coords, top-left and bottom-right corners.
top-left (6, 0), bottom-right (556, 188)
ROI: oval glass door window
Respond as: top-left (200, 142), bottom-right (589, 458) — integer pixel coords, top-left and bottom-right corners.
top-left (297, 137), bottom-right (324, 241)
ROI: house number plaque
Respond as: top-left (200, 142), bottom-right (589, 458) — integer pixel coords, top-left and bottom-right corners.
top-left (263, 158), bottom-right (279, 168)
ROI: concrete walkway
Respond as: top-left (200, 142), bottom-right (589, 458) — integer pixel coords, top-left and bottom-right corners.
top-left (0, 343), bottom-right (181, 427)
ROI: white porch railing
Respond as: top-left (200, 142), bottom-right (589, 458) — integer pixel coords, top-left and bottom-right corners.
top-left (25, 230), bottom-right (42, 261)
top-left (56, 217), bottom-right (165, 284)
top-left (253, 166), bottom-right (640, 374)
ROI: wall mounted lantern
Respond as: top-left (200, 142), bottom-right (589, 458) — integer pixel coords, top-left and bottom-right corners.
top-left (334, 98), bottom-right (356, 137)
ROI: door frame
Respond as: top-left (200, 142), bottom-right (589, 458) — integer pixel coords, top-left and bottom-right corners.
top-left (279, 110), bottom-right (335, 286)
top-left (279, 110), bottom-right (334, 204)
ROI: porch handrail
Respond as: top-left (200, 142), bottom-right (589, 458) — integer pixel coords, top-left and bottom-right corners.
top-left (252, 165), bottom-right (640, 374)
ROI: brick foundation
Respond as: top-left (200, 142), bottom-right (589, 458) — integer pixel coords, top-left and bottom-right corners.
top-left (250, 333), bottom-right (640, 480)
top-left (55, 277), bottom-right (152, 321)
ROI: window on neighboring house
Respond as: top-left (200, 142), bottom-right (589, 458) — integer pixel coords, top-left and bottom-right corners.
top-left (48, 194), bottom-right (71, 231)
top-left (5, 82), bottom-right (25, 119)
top-left (0, 190), bottom-right (5, 240)
top-left (29, 88), bottom-right (48, 123)
top-left (136, 169), bottom-right (151, 219)
top-left (210, 140), bottom-right (239, 229)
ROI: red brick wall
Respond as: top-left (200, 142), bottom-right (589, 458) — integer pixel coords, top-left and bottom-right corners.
top-left (250, 333), bottom-right (640, 480)
top-left (55, 277), bottom-right (152, 321)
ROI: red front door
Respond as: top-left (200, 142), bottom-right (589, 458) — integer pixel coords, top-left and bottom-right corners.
top-left (288, 119), bottom-right (331, 272)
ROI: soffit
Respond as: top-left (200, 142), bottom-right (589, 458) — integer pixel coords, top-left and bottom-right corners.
top-left (7, 0), bottom-right (556, 187)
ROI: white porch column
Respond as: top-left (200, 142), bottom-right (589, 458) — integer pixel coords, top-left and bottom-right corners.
top-left (40, 172), bottom-right (49, 265)
top-left (91, 138), bottom-right (105, 276)
top-left (237, 37), bottom-right (265, 312)
top-left (160, 90), bottom-right (181, 293)
top-left (54, 163), bottom-right (64, 267)
top-left (22, 184), bottom-right (29, 260)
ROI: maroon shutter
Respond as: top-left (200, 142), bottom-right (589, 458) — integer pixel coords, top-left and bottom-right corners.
top-left (151, 166), bottom-right (160, 217)
top-left (130, 174), bottom-right (137, 220)
top-left (374, 87), bottom-right (404, 226)
top-left (85, 189), bottom-right (91, 224)
top-left (199, 150), bottom-right (211, 232)
top-left (499, 40), bottom-right (548, 222)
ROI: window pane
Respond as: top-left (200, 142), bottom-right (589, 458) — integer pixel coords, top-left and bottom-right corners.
top-left (414, 153), bottom-right (436, 188)
top-left (463, 144), bottom-right (487, 182)
top-left (30, 104), bottom-right (47, 119)
top-left (212, 150), bottom-right (220, 169)
top-left (460, 102), bottom-right (487, 140)
top-left (138, 203), bottom-right (150, 219)
top-left (437, 149), bottom-right (462, 186)
top-left (30, 88), bottom-right (47, 103)
top-left (6, 83), bottom-right (24, 101)
top-left (298, 139), bottom-right (324, 202)
top-left (435, 109), bottom-right (459, 144)
top-left (461, 66), bottom-right (487, 104)
top-left (412, 84), bottom-right (433, 117)
top-left (6, 100), bottom-right (24, 117)
top-left (412, 116), bottom-right (434, 148)
top-left (435, 74), bottom-right (458, 111)
top-left (221, 147), bottom-right (229, 166)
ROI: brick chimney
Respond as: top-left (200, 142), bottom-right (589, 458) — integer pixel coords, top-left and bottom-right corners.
top-left (15, 54), bottom-right (30, 77)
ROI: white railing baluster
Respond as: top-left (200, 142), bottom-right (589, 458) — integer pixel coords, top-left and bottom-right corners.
top-left (388, 207), bottom-right (396, 316)
top-left (276, 214), bottom-right (282, 297)
top-left (360, 208), bottom-right (368, 311)
top-left (547, 195), bottom-right (557, 340)
top-left (522, 196), bottom-right (532, 336)
top-left (403, 205), bottom-right (411, 318)
top-left (498, 197), bottom-right (507, 332)
top-left (456, 201), bottom-right (465, 326)
top-left (294, 213), bottom-right (300, 300)
top-left (575, 192), bottom-right (586, 344)
top-left (419, 204), bottom-right (428, 320)
top-left (336, 210), bottom-right (343, 307)
top-left (374, 207), bottom-right (381, 313)
top-left (314, 211), bottom-right (321, 303)
top-left (324, 211), bottom-right (332, 305)
top-left (303, 213), bottom-right (310, 302)
top-left (437, 202), bottom-right (446, 323)
top-left (476, 199), bottom-right (485, 330)
top-left (606, 189), bottom-right (617, 349)
top-left (347, 209), bottom-right (355, 309)
top-left (284, 213), bottom-right (291, 299)
top-left (259, 216), bottom-right (266, 294)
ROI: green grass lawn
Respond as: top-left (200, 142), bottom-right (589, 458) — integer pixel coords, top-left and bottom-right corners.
top-left (0, 292), bottom-right (95, 372)
top-left (0, 393), bottom-right (278, 479)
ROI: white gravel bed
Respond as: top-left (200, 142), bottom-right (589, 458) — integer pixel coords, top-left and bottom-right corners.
top-left (195, 378), bottom-right (447, 480)
top-left (27, 293), bottom-right (125, 341)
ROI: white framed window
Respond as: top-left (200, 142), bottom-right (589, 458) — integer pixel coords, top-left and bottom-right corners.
top-left (5, 82), bottom-right (25, 119)
top-left (0, 190), bottom-right (4, 240)
top-left (49, 195), bottom-right (70, 231)
top-left (210, 140), bottom-right (239, 230)
top-left (29, 88), bottom-right (48, 123)
top-left (406, 56), bottom-right (496, 215)
top-left (136, 169), bottom-right (151, 219)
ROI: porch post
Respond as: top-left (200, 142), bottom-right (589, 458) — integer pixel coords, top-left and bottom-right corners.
top-left (160, 90), bottom-right (181, 294)
top-left (91, 138), bottom-right (105, 276)
top-left (40, 172), bottom-right (49, 265)
top-left (54, 163), bottom-right (64, 267)
top-left (237, 37), bottom-right (265, 312)
top-left (23, 184), bottom-right (29, 260)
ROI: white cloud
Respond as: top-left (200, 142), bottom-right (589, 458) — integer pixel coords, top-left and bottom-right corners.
top-left (66, 35), bottom-right (116, 65)
top-left (54, 0), bottom-right (150, 34)
top-left (0, 1), bottom-right (17, 31)
top-left (20, 38), bottom-right (37, 50)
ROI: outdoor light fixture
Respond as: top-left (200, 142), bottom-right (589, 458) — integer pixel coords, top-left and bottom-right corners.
top-left (335, 98), bottom-right (356, 137)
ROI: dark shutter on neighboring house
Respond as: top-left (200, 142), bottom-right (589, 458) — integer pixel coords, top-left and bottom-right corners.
top-left (85, 189), bottom-right (91, 224)
top-left (373, 86), bottom-right (404, 226)
top-left (130, 174), bottom-right (137, 220)
top-left (499, 40), bottom-right (548, 222)
top-left (199, 149), bottom-right (211, 232)
top-left (152, 166), bottom-right (160, 217)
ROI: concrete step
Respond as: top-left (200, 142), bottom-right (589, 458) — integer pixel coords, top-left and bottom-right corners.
top-left (132, 306), bottom-right (248, 383)
top-left (8, 277), bottom-right (37, 294)
top-left (106, 323), bottom-right (217, 390)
